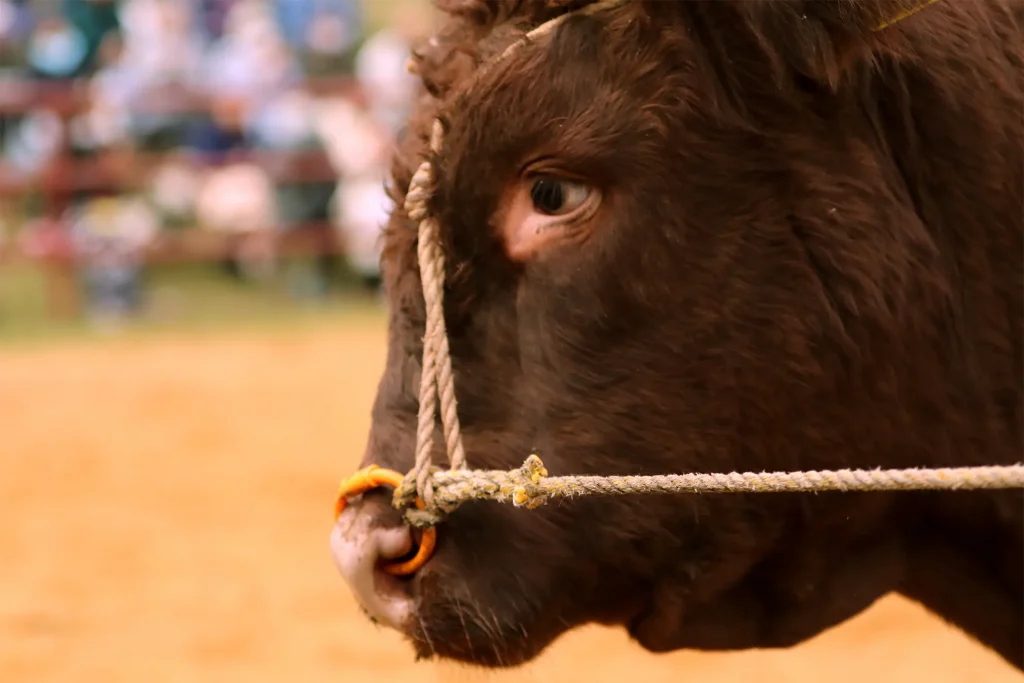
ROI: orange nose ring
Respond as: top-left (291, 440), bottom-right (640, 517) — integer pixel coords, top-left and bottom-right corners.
top-left (334, 465), bottom-right (437, 576)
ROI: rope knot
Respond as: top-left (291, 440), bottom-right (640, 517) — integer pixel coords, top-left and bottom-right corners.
top-left (404, 161), bottom-right (434, 223)
top-left (392, 471), bottom-right (420, 510)
top-left (511, 454), bottom-right (550, 509)
top-left (389, 455), bottom-right (553, 527)
top-left (393, 467), bottom-right (462, 529)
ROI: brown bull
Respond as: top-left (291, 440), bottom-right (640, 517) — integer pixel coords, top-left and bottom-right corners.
top-left (330, 0), bottom-right (1024, 670)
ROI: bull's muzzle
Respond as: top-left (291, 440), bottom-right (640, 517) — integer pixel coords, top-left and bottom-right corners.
top-left (330, 491), bottom-right (419, 631)
top-left (327, 466), bottom-right (436, 634)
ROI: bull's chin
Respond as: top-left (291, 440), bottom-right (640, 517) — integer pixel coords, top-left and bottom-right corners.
top-left (408, 634), bottom-right (540, 669)
top-left (403, 601), bottom-right (561, 669)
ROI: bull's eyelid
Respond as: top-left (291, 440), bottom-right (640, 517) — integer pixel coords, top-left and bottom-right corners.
top-left (521, 158), bottom-right (594, 184)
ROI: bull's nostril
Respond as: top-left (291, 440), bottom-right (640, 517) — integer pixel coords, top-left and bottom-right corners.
top-left (376, 523), bottom-right (415, 563)
top-left (379, 524), bottom-right (436, 577)
top-left (333, 465), bottom-right (437, 576)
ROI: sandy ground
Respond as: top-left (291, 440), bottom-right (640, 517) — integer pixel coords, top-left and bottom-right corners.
top-left (1, 319), bottom-right (1020, 683)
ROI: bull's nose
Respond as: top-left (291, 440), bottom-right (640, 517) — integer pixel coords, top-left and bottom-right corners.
top-left (330, 494), bottom-right (417, 630)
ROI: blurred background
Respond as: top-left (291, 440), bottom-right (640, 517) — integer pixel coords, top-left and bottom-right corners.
top-left (0, 0), bottom-right (431, 338)
top-left (0, 1), bottom-right (1019, 682)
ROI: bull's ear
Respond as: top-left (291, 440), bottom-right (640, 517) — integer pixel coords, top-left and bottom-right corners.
top-left (732, 0), bottom-right (941, 87)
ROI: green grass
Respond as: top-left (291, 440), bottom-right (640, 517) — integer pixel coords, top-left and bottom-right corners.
top-left (0, 260), bottom-right (387, 349)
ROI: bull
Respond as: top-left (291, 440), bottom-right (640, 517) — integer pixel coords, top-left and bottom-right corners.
top-left (330, 0), bottom-right (1024, 670)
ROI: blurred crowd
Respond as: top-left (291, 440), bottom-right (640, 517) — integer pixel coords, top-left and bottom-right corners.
top-left (0, 0), bottom-right (429, 322)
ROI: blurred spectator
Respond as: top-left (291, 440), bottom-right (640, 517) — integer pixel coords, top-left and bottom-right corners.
top-left (0, 0), bottom-right (34, 169)
top-left (187, 0), bottom-right (303, 158)
top-left (117, 0), bottom-right (203, 84)
top-left (104, 0), bottom-right (205, 149)
top-left (354, 2), bottom-right (427, 137)
top-left (194, 161), bottom-right (278, 281)
top-left (146, 159), bottom-right (201, 229)
top-left (271, 0), bottom-right (361, 55)
top-left (67, 194), bottom-right (159, 325)
top-left (2, 106), bottom-right (63, 174)
top-left (7, 0), bottom-right (122, 173)
top-left (270, 0), bottom-right (362, 75)
top-left (24, 13), bottom-right (89, 79)
top-left (253, 87), bottom-right (336, 240)
top-left (191, 0), bottom-right (332, 285)
top-left (69, 28), bottom-right (131, 151)
top-left (316, 93), bottom-right (390, 293)
top-left (0, 0), bottom-right (36, 67)
top-left (54, 0), bottom-right (121, 78)
top-left (318, 1), bottom-right (430, 292)
top-left (194, 161), bottom-right (275, 236)
top-left (193, 0), bottom-right (240, 45)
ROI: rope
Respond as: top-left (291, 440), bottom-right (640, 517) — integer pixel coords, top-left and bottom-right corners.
top-left (397, 456), bottom-right (1024, 527)
top-left (398, 4), bottom-right (632, 510)
top-left (380, 0), bottom-right (1022, 531)
top-left (396, 455), bottom-right (1024, 527)
top-left (873, 0), bottom-right (941, 30)
top-left (405, 120), bottom-right (467, 511)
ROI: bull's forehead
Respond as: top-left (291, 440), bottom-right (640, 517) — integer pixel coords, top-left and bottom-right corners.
top-left (380, 1), bottom-right (703, 286)
top-left (443, 5), bottom-right (652, 130)
top-left (432, 9), bottom-right (677, 213)
top-left (379, 3), bottom-right (693, 298)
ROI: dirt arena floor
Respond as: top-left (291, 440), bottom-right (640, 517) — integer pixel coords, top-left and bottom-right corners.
top-left (2, 318), bottom-right (1020, 683)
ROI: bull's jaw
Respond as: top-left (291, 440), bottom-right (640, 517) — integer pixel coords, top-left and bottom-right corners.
top-left (629, 535), bottom-right (906, 654)
top-left (330, 501), bottom-right (547, 667)
top-left (330, 505), bottom-right (417, 632)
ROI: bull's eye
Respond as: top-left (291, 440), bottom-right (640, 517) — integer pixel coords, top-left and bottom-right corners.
top-left (498, 170), bottom-right (600, 261)
top-left (529, 177), bottom-right (591, 216)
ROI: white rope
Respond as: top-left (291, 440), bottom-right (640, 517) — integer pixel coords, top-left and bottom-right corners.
top-left (395, 455), bottom-right (1024, 527)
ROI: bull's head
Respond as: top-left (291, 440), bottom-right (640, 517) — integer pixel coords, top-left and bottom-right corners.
top-left (331, 0), bottom-right (1023, 669)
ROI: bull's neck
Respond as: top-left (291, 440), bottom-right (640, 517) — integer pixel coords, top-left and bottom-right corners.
top-left (897, 491), bottom-right (1023, 670)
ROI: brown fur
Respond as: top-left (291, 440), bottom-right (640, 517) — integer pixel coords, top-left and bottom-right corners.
top-left (358, 0), bottom-right (1024, 669)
